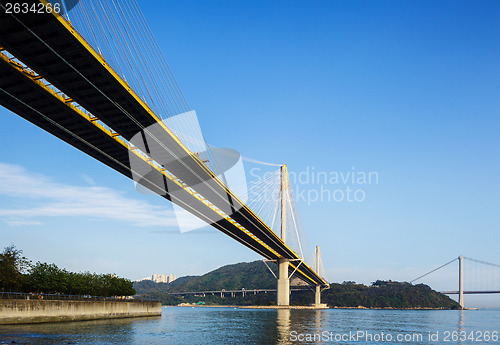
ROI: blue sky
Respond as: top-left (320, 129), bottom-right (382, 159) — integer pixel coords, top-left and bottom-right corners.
top-left (1, 0), bottom-right (499, 306)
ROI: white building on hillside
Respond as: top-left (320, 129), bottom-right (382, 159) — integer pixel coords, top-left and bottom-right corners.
top-left (137, 274), bottom-right (176, 284)
top-left (152, 274), bottom-right (176, 284)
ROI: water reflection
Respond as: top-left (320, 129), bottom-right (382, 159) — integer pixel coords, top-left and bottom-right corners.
top-left (275, 308), bottom-right (329, 344)
top-left (458, 309), bottom-right (465, 330)
top-left (314, 310), bottom-right (322, 333)
top-left (0, 316), bottom-right (160, 345)
top-left (458, 310), bottom-right (466, 345)
top-left (0, 308), bottom-right (498, 345)
top-left (276, 309), bottom-right (291, 344)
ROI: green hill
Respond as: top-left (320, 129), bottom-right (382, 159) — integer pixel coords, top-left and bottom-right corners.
top-left (172, 261), bottom-right (278, 292)
top-left (134, 261), bottom-right (460, 309)
top-left (307, 281), bottom-right (460, 309)
top-left (135, 261), bottom-right (277, 295)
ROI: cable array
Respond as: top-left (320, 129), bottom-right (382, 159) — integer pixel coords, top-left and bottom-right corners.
top-left (410, 258), bottom-right (457, 284)
top-left (57, 0), bottom-right (226, 173)
top-left (233, 166), bottom-right (327, 281)
top-left (232, 169), bottom-right (281, 233)
top-left (464, 257), bottom-right (500, 292)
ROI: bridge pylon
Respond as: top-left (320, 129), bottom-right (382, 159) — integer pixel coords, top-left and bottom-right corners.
top-left (458, 255), bottom-right (464, 309)
top-left (277, 165), bottom-right (290, 306)
top-left (314, 246), bottom-right (322, 307)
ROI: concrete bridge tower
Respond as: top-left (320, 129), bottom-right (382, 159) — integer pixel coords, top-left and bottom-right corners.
top-left (459, 255), bottom-right (464, 309)
top-left (277, 165), bottom-right (290, 306)
top-left (315, 246), bottom-right (322, 307)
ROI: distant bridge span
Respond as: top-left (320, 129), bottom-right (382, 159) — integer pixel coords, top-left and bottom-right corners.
top-left (413, 256), bottom-right (500, 309)
top-left (169, 288), bottom-right (309, 297)
top-left (441, 291), bottom-right (500, 295)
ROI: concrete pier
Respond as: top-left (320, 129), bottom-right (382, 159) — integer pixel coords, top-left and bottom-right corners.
top-left (277, 258), bottom-right (290, 306)
top-left (315, 285), bottom-right (321, 307)
top-left (314, 246), bottom-right (323, 307)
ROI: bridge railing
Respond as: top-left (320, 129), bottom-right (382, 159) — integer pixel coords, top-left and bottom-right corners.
top-left (0, 291), bottom-right (155, 303)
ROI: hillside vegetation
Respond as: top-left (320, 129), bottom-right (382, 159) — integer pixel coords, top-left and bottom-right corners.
top-left (306, 281), bottom-right (460, 309)
top-left (134, 261), bottom-right (460, 309)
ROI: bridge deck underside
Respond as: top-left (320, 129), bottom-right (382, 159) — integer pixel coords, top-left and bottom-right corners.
top-left (0, 55), bottom-right (280, 263)
top-left (0, 0), bottom-right (327, 287)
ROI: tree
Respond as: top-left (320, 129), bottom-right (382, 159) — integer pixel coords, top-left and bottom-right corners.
top-left (0, 245), bottom-right (31, 291)
top-left (24, 262), bottom-right (66, 293)
top-left (371, 280), bottom-right (389, 287)
top-left (0, 245), bottom-right (137, 297)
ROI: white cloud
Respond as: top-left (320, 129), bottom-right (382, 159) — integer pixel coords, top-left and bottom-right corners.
top-left (4, 219), bottom-right (43, 227)
top-left (81, 173), bottom-right (96, 186)
top-left (0, 162), bottom-right (197, 228)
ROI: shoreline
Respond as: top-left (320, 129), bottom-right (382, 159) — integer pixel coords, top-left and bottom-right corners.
top-left (170, 304), bottom-right (464, 310)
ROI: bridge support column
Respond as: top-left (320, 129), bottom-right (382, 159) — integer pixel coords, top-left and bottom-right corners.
top-left (459, 255), bottom-right (464, 309)
top-left (314, 285), bottom-right (321, 307)
top-left (277, 258), bottom-right (290, 306)
top-left (314, 246), bottom-right (322, 307)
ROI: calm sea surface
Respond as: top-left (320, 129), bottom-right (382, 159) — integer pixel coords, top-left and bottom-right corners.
top-left (1, 307), bottom-right (499, 344)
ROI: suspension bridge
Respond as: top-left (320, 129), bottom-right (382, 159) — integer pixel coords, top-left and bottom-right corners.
top-left (411, 256), bottom-right (500, 309)
top-left (0, 0), bottom-right (328, 306)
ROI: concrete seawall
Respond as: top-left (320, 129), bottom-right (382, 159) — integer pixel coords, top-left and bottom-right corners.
top-left (0, 298), bottom-right (162, 324)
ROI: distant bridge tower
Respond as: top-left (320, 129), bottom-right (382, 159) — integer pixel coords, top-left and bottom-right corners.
top-left (277, 165), bottom-right (290, 306)
top-left (459, 255), bottom-right (464, 309)
top-left (413, 255), bottom-right (500, 309)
